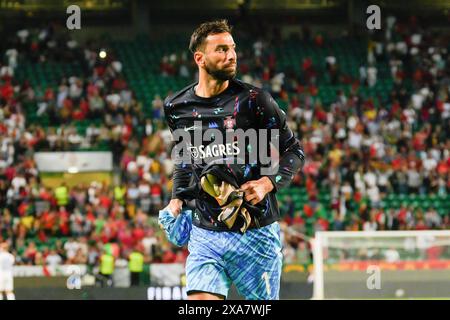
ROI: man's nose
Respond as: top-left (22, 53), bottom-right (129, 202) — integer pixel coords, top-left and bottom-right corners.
top-left (227, 50), bottom-right (236, 62)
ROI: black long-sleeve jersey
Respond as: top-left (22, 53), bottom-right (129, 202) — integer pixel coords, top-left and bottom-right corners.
top-left (164, 78), bottom-right (305, 232)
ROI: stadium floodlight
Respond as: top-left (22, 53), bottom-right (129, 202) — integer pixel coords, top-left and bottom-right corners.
top-left (99, 49), bottom-right (107, 59)
top-left (68, 166), bottom-right (79, 174)
top-left (312, 230), bottom-right (450, 300)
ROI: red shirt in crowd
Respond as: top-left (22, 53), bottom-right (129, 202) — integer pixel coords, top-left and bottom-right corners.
top-left (58, 208), bottom-right (70, 236)
top-left (72, 108), bottom-right (86, 120)
top-left (118, 228), bottom-right (134, 249)
top-left (132, 227), bottom-right (145, 243)
top-left (303, 204), bottom-right (315, 218)
top-left (44, 88), bottom-right (55, 101)
top-left (437, 161), bottom-right (448, 175)
top-left (150, 184), bottom-right (162, 197)
top-left (0, 81), bottom-right (14, 100)
top-left (162, 250), bottom-right (176, 263)
top-left (41, 211), bottom-right (56, 231)
top-left (99, 194), bottom-right (112, 210)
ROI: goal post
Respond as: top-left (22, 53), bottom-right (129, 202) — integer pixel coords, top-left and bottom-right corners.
top-left (312, 230), bottom-right (450, 299)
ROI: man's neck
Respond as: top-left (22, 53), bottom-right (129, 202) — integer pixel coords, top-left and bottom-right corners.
top-left (195, 75), bottom-right (229, 98)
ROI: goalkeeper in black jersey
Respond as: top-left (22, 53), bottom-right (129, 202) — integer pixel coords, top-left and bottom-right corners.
top-left (160, 20), bottom-right (304, 300)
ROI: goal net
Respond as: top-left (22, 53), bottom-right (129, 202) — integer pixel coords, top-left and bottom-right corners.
top-left (312, 230), bottom-right (450, 299)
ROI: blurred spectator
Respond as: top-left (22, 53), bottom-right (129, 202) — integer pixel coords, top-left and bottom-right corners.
top-left (45, 249), bottom-right (62, 266)
top-left (128, 248), bottom-right (144, 286)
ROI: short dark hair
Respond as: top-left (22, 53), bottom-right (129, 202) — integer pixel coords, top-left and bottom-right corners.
top-left (189, 19), bottom-right (233, 53)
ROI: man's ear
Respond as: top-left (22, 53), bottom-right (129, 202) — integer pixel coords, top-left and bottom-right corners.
top-left (194, 51), bottom-right (204, 67)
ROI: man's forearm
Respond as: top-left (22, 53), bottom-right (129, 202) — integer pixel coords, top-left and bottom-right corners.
top-left (265, 138), bottom-right (305, 192)
top-left (171, 164), bottom-right (192, 200)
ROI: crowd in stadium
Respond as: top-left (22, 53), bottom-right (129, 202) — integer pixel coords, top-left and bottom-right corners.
top-left (0, 15), bottom-right (449, 268)
top-left (0, 24), bottom-right (182, 267)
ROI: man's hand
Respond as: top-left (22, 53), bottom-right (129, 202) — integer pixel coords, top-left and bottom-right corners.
top-left (167, 198), bottom-right (184, 217)
top-left (240, 176), bottom-right (274, 205)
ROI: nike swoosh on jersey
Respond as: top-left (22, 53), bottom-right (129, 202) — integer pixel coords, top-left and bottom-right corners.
top-left (184, 125), bottom-right (199, 131)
